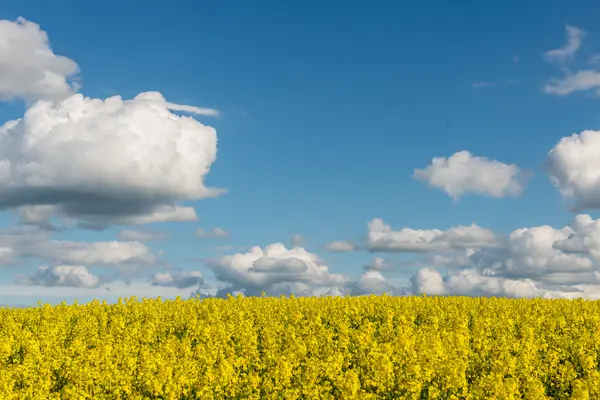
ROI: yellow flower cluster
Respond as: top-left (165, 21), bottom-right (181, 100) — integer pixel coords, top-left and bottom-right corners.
top-left (1, 295), bottom-right (600, 399)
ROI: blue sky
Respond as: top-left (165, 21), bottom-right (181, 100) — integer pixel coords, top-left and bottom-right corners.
top-left (3, 0), bottom-right (600, 305)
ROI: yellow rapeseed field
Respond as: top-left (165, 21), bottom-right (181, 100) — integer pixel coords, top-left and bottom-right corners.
top-left (1, 295), bottom-right (599, 399)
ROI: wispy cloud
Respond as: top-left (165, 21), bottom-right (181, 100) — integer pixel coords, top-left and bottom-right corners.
top-left (472, 80), bottom-right (519, 89)
top-left (541, 25), bottom-right (600, 96)
top-left (165, 101), bottom-right (220, 117)
top-left (472, 81), bottom-right (496, 88)
top-left (588, 54), bottom-right (600, 65)
top-left (544, 25), bottom-right (585, 63)
top-left (543, 70), bottom-right (600, 95)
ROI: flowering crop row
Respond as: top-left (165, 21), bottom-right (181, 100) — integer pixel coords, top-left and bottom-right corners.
top-left (1, 295), bottom-right (600, 399)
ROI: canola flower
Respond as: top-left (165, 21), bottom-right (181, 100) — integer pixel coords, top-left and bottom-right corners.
top-left (0, 294), bottom-right (600, 399)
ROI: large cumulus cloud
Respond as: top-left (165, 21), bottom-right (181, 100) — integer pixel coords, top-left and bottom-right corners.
top-left (206, 243), bottom-right (349, 296)
top-left (0, 91), bottom-right (223, 227)
top-left (0, 18), bottom-right (223, 229)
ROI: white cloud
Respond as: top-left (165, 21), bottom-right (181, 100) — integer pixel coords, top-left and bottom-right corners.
top-left (0, 18), bottom-right (222, 229)
top-left (252, 257), bottom-right (309, 273)
top-left (206, 243), bottom-right (349, 296)
top-left (0, 18), bottom-right (80, 103)
top-left (15, 265), bottom-right (101, 288)
top-left (0, 222), bottom-right (160, 288)
top-left (414, 151), bottom-right (530, 199)
top-left (160, 101), bottom-right (219, 117)
top-left (195, 227), bottom-right (228, 238)
top-left (364, 257), bottom-right (393, 271)
top-left (117, 229), bottom-right (166, 242)
top-left (28, 240), bottom-right (157, 266)
top-left (540, 25), bottom-right (600, 96)
top-left (410, 268), bottom-right (447, 296)
top-left (493, 225), bottom-right (593, 278)
top-left (352, 270), bottom-right (394, 295)
top-left (413, 268), bottom-right (550, 298)
top-left (547, 130), bottom-right (600, 210)
top-left (543, 70), bottom-right (600, 95)
top-left (366, 218), bottom-right (497, 252)
top-left (151, 270), bottom-right (203, 289)
top-left (436, 253), bottom-right (470, 268)
top-left (409, 214), bottom-right (600, 298)
top-left (415, 249), bottom-right (475, 269)
top-left (554, 214), bottom-right (600, 260)
top-left (325, 240), bottom-right (358, 252)
top-left (410, 267), bottom-right (600, 299)
top-left (544, 25), bottom-right (585, 63)
top-left (0, 91), bottom-right (223, 226)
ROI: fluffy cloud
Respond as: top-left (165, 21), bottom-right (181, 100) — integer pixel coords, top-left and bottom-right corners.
top-left (409, 268), bottom-right (600, 300)
top-left (252, 257), bottom-right (309, 273)
top-left (0, 225), bottom-right (158, 268)
top-left (488, 225), bottom-right (593, 279)
top-left (544, 25), bottom-right (585, 63)
top-left (409, 214), bottom-right (600, 298)
top-left (411, 268), bottom-right (555, 298)
top-left (351, 270), bottom-right (395, 296)
top-left (554, 214), bottom-right (600, 260)
top-left (195, 227), bottom-right (228, 238)
top-left (14, 265), bottom-right (102, 288)
top-left (364, 257), bottom-right (393, 271)
top-left (325, 240), bottom-right (358, 252)
top-left (410, 268), bottom-right (447, 296)
top-left (546, 130), bottom-right (600, 211)
top-left (413, 151), bottom-right (530, 199)
top-left (366, 218), bottom-right (497, 252)
top-left (0, 18), bottom-right (80, 103)
top-left (0, 17), bottom-right (222, 229)
top-left (151, 270), bottom-right (203, 289)
top-left (27, 240), bottom-right (157, 266)
top-left (0, 91), bottom-right (222, 227)
top-left (206, 243), bottom-right (349, 296)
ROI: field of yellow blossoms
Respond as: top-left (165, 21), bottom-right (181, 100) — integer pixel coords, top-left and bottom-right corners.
top-left (1, 295), bottom-right (600, 399)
